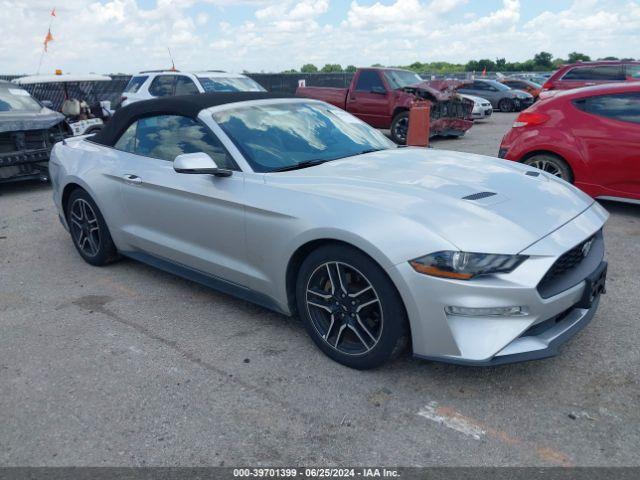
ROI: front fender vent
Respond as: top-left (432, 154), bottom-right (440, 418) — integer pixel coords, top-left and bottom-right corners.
top-left (462, 191), bottom-right (497, 201)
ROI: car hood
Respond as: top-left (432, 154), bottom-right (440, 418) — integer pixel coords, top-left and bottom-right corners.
top-left (512, 90), bottom-right (533, 99)
top-left (267, 148), bottom-right (595, 254)
top-left (0, 108), bottom-right (65, 133)
top-left (459, 94), bottom-right (490, 105)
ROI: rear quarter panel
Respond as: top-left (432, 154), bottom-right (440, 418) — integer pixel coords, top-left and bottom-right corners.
top-left (501, 98), bottom-right (596, 187)
top-left (50, 139), bottom-right (128, 248)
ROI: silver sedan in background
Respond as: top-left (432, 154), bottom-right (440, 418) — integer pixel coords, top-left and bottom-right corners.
top-left (458, 93), bottom-right (493, 120)
top-left (49, 93), bottom-right (608, 369)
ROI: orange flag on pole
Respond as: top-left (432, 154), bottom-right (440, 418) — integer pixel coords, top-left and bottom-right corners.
top-left (51, 7), bottom-right (56, 16)
top-left (481, 67), bottom-right (487, 76)
top-left (44, 28), bottom-right (54, 51)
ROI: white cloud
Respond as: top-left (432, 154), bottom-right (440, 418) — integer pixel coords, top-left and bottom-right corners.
top-left (0, 0), bottom-right (638, 75)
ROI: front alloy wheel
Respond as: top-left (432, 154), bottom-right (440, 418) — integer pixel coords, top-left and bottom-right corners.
top-left (306, 262), bottom-right (383, 355)
top-left (390, 111), bottom-right (409, 145)
top-left (296, 244), bottom-right (408, 369)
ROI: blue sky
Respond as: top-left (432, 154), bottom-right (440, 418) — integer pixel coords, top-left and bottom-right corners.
top-left (1, 1), bottom-right (638, 74)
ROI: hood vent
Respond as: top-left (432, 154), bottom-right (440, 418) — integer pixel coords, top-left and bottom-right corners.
top-left (462, 191), bottom-right (497, 201)
top-left (525, 171), bottom-right (541, 177)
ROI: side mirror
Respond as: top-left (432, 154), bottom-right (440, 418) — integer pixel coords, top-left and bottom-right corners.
top-left (41, 100), bottom-right (54, 109)
top-left (371, 86), bottom-right (387, 95)
top-left (173, 152), bottom-right (232, 177)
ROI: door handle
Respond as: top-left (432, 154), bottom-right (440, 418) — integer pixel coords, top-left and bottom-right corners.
top-left (122, 174), bottom-right (142, 185)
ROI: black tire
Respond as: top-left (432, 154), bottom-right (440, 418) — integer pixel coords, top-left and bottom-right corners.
top-left (522, 153), bottom-right (573, 182)
top-left (390, 111), bottom-right (409, 145)
top-left (296, 244), bottom-right (408, 369)
top-left (498, 98), bottom-right (514, 112)
top-left (66, 188), bottom-right (119, 266)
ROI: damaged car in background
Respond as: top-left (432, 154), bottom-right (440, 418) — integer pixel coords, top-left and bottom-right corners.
top-left (0, 80), bottom-right (69, 183)
top-left (296, 67), bottom-right (473, 144)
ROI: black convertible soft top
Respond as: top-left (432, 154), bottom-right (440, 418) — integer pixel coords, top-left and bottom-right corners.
top-left (92, 92), bottom-right (293, 147)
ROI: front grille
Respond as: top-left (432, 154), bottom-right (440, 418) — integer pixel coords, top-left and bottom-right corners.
top-left (0, 130), bottom-right (47, 152)
top-left (24, 131), bottom-right (48, 150)
top-left (431, 99), bottom-right (471, 121)
top-left (0, 125), bottom-right (66, 168)
top-left (537, 231), bottom-right (601, 298)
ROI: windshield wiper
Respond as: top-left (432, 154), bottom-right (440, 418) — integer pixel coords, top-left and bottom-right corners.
top-left (271, 159), bottom-right (329, 172)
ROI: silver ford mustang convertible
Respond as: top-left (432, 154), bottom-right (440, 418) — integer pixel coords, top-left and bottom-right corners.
top-left (50, 92), bottom-right (609, 369)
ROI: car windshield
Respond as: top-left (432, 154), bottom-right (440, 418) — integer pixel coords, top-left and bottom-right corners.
top-left (384, 70), bottom-right (424, 89)
top-left (197, 76), bottom-right (266, 92)
top-left (212, 101), bottom-right (396, 172)
top-left (0, 87), bottom-right (42, 113)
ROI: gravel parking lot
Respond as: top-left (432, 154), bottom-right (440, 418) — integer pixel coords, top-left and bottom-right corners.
top-left (1, 112), bottom-right (639, 467)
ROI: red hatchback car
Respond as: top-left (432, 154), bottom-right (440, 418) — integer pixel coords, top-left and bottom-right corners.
top-left (542, 61), bottom-right (640, 92)
top-left (499, 82), bottom-right (640, 203)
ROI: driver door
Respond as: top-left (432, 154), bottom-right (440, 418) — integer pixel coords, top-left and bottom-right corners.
top-left (114, 114), bottom-right (249, 285)
top-left (346, 70), bottom-right (391, 128)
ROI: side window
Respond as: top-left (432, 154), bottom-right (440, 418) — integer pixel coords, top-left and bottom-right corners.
top-left (124, 76), bottom-right (148, 93)
top-left (625, 64), bottom-right (640, 79)
top-left (148, 75), bottom-right (176, 97)
top-left (114, 122), bottom-right (137, 153)
top-left (573, 93), bottom-right (640, 124)
top-left (174, 76), bottom-right (199, 95)
top-left (134, 115), bottom-right (238, 169)
top-left (563, 66), bottom-right (624, 81)
top-left (472, 81), bottom-right (489, 90)
top-left (355, 71), bottom-right (385, 92)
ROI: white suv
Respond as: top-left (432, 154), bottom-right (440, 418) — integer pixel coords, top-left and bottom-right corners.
top-left (119, 70), bottom-right (266, 107)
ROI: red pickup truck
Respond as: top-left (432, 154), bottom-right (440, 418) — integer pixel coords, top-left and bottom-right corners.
top-left (296, 68), bottom-right (473, 144)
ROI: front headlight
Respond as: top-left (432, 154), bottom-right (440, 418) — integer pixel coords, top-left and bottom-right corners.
top-left (409, 251), bottom-right (527, 280)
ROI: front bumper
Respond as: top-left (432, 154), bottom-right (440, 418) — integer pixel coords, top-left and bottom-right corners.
top-left (472, 107), bottom-right (493, 119)
top-left (514, 97), bottom-right (534, 110)
top-left (416, 293), bottom-right (601, 366)
top-left (387, 202), bottom-right (608, 366)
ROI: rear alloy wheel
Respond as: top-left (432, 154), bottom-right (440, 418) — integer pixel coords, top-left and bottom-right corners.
top-left (523, 154), bottom-right (573, 182)
top-left (66, 189), bottom-right (119, 266)
top-left (498, 98), bottom-right (515, 112)
top-left (296, 244), bottom-right (408, 369)
top-left (390, 111), bottom-right (409, 145)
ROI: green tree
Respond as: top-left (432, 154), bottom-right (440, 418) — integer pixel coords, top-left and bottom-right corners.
top-left (533, 51), bottom-right (554, 68)
top-left (598, 56), bottom-right (618, 61)
top-left (567, 52), bottom-right (591, 63)
top-left (320, 64), bottom-right (343, 73)
top-left (371, 63), bottom-right (385, 67)
top-left (300, 63), bottom-right (318, 73)
top-left (495, 57), bottom-right (506, 70)
top-left (345, 65), bottom-right (357, 73)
